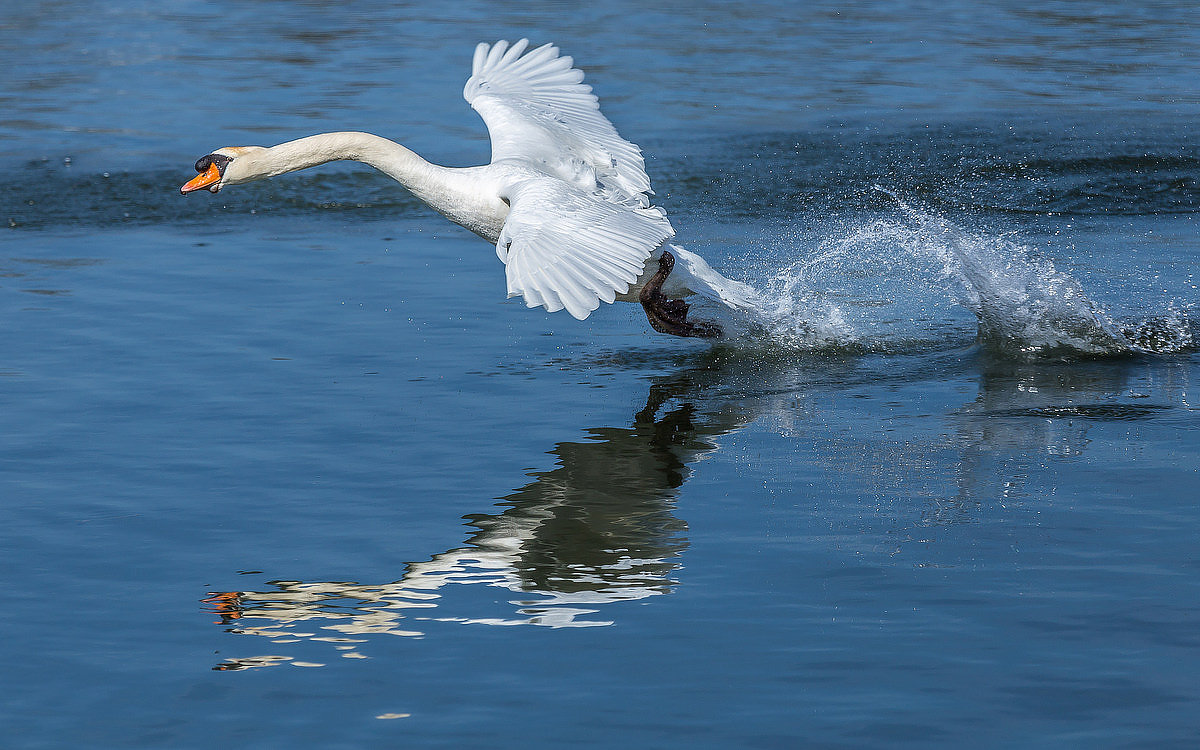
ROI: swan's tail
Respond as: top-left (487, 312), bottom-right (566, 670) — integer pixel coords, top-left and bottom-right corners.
top-left (667, 244), bottom-right (766, 313)
top-left (649, 244), bottom-right (779, 338)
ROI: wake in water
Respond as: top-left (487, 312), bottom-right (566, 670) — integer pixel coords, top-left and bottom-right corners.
top-left (710, 190), bottom-right (1195, 358)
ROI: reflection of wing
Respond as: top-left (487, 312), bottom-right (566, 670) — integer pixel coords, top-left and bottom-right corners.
top-left (465, 39), bottom-right (652, 202)
top-left (497, 176), bottom-right (674, 319)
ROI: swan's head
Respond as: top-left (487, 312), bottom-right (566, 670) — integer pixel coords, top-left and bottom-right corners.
top-left (180, 146), bottom-right (267, 194)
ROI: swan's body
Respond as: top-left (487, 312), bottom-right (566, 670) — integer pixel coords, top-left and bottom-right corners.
top-left (182, 39), bottom-right (762, 335)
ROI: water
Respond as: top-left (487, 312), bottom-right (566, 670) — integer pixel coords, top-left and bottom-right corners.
top-left (3, 2), bottom-right (1200, 747)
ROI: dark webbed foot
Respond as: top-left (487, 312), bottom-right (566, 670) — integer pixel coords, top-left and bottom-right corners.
top-left (639, 250), bottom-right (723, 339)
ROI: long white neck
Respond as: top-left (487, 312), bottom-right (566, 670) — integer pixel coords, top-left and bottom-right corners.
top-left (246, 131), bottom-right (435, 190)
top-left (241, 132), bottom-right (507, 241)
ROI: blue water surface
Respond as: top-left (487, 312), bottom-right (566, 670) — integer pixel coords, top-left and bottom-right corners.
top-left (2, 2), bottom-right (1200, 748)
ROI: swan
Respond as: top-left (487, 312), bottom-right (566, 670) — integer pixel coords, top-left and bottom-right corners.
top-left (181, 39), bottom-right (762, 337)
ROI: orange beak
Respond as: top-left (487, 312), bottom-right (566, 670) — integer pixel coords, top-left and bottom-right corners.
top-left (180, 162), bottom-right (223, 194)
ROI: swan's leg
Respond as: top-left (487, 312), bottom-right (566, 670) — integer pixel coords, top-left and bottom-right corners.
top-left (639, 250), bottom-right (723, 339)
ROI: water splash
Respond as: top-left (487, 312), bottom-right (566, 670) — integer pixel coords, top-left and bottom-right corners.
top-left (735, 189), bottom-right (1194, 358)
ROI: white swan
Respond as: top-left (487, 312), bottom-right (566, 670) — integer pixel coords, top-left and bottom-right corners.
top-left (181, 39), bottom-right (761, 337)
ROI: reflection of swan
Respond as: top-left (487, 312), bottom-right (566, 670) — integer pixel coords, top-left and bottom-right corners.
top-left (203, 353), bottom-right (1196, 669)
top-left (180, 39), bottom-right (761, 338)
top-left (205, 364), bottom-right (752, 670)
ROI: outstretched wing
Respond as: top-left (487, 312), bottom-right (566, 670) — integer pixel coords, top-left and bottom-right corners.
top-left (497, 176), bottom-right (674, 320)
top-left (464, 39), bottom-right (652, 204)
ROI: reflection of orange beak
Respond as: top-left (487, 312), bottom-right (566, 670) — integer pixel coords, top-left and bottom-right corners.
top-left (203, 591), bottom-right (244, 622)
top-left (180, 162), bottom-right (222, 194)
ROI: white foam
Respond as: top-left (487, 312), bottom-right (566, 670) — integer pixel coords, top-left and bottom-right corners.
top-left (721, 191), bottom-right (1193, 358)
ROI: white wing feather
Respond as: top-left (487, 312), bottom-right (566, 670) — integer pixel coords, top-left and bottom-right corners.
top-left (464, 39), bottom-right (653, 204)
top-left (497, 177), bottom-right (674, 320)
